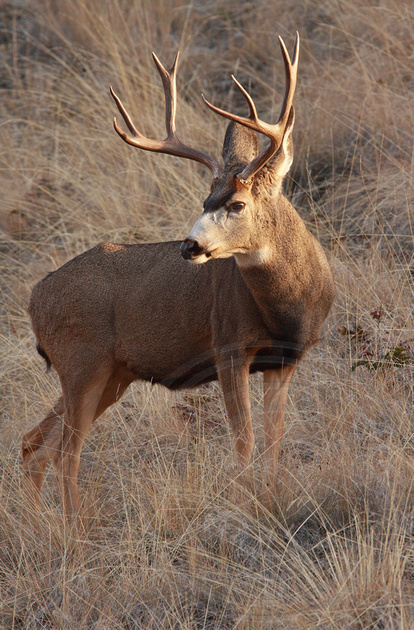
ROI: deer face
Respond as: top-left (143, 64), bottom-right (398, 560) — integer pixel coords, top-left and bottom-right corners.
top-left (111, 38), bottom-right (298, 268)
top-left (181, 174), bottom-right (260, 263)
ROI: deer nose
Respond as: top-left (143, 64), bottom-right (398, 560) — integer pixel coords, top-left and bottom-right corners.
top-left (180, 238), bottom-right (204, 260)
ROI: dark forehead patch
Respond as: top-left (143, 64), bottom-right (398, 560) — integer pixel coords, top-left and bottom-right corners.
top-left (203, 189), bottom-right (234, 213)
top-left (202, 175), bottom-right (239, 213)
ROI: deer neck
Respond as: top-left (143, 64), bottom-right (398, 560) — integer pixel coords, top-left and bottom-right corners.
top-left (233, 199), bottom-right (319, 337)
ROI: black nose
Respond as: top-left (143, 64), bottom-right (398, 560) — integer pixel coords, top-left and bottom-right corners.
top-left (180, 239), bottom-right (203, 260)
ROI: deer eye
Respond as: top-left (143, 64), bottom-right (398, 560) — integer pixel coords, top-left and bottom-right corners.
top-left (228, 201), bottom-right (245, 213)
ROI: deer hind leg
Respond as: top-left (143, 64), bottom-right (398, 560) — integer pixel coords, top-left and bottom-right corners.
top-left (51, 367), bottom-right (119, 525)
top-left (217, 359), bottom-right (254, 472)
top-left (263, 363), bottom-right (296, 483)
top-left (22, 397), bottom-right (65, 510)
top-left (52, 367), bottom-right (133, 525)
top-left (22, 364), bottom-right (132, 527)
top-left (93, 368), bottom-right (132, 420)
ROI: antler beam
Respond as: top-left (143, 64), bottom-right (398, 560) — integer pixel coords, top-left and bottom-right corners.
top-left (110, 53), bottom-right (221, 178)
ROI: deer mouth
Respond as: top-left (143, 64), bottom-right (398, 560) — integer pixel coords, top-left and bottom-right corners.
top-left (181, 239), bottom-right (213, 261)
top-left (188, 250), bottom-right (214, 265)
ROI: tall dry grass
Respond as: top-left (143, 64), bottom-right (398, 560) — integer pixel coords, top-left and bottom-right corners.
top-left (1, 0), bottom-right (413, 627)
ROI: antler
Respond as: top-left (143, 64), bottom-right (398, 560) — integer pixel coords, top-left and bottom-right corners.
top-left (110, 53), bottom-right (221, 178)
top-left (202, 32), bottom-right (300, 184)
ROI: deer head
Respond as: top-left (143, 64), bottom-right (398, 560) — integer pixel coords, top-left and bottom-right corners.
top-left (110, 34), bottom-right (299, 265)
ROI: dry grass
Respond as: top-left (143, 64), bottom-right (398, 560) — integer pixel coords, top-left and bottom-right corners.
top-left (1, 0), bottom-right (414, 627)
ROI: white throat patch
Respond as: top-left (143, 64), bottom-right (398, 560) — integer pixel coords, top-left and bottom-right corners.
top-left (234, 245), bottom-right (271, 268)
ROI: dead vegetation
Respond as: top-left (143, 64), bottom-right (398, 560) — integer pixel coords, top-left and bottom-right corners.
top-left (0, 0), bottom-right (413, 627)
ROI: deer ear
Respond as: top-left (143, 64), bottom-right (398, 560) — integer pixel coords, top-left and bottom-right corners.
top-left (222, 121), bottom-right (259, 169)
top-left (265, 107), bottom-right (295, 180)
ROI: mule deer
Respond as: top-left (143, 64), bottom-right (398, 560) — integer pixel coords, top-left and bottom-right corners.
top-left (22, 33), bottom-right (334, 526)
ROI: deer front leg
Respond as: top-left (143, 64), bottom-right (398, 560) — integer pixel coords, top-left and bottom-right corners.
top-left (263, 364), bottom-right (296, 483)
top-left (217, 359), bottom-right (254, 472)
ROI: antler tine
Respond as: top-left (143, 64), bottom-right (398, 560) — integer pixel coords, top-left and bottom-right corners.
top-left (110, 86), bottom-right (142, 140)
top-left (202, 75), bottom-right (259, 128)
top-left (201, 32), bottom-right (300, 184)
top-left (276, 31), bottom-right (299, 126)
top-left (110, 53), bottom-right (221, 178)
top-left (151, 51), bottom-right (178, 137)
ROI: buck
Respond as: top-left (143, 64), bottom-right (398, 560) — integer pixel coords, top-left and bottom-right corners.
top-left (22, 33), bottom-right (334, 526)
